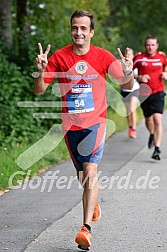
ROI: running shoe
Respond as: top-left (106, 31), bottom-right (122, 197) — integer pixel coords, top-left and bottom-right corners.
top-left (92, 203), bottom-right (101, 222)
top-left (128, 127), bottom-right (136, 139)
top-left (148, 134), bottom-right (154, 149)
top-left (152, 148), bottom-right (161, 160)
top-left (75, 225), bottom-right (92, 251)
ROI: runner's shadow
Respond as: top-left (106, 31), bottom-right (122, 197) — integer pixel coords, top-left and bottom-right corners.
top-left (48, 247), bottom-right (81, 252)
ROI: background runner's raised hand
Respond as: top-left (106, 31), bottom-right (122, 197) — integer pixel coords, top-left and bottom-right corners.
top-left (117, 47), bottom-right (133, 75)
top-left (161, 71), bottom-right (167, 80)
top-left (36, 43), bottom-right (51, 72)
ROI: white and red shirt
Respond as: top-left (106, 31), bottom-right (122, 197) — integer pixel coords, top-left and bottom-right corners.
top-left (133, 51), bottom-right (167, 94)
top-left (44, 44), bottom-right (122, 130)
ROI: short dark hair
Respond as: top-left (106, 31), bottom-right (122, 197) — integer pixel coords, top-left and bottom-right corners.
top-left (70, 10), bottom-right (95, 30)
top-left (145, 35), bottom-right (159, 45)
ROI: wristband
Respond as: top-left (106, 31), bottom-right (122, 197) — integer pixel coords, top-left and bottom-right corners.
top-left (124, 70), bottom-right (133, 76)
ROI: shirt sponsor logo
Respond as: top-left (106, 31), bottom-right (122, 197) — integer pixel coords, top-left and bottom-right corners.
top-left (75, 61), bottom-right (88, 74)
top-left (66, 74), bottom-right (97, 81)
top-left (152, 62), bottom-right (162, 66)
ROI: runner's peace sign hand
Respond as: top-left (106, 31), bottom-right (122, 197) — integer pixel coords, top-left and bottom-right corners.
top-left (36, 43), bottom-right (51, 72)
top-left (117, 47), bottom-right (133, 75)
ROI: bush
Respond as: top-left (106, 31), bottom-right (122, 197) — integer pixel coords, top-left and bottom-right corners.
top-left (0, 50), bottom-right (60, 148)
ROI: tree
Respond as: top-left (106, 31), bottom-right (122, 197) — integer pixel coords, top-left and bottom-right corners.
top-left (16, 0), bottom-right (30, 64)
top-left (0, 0), bottom-right (13, 49)
top-left (109, 0), bottom-right (167, 52)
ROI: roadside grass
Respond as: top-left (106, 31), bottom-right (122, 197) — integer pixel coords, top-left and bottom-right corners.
top-left (0, 107), bottom-right (144, 191)
top-left (0, 139), bottom-right (69, 191)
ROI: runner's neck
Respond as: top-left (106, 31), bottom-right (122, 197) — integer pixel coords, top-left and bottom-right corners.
top-left (73, 44), bottom-right (91, 55)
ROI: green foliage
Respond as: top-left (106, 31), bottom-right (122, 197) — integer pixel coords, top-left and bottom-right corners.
top-left (110, 0), bottom-right (167, 53)
top-left (0, 50), bottom-right (60, 148)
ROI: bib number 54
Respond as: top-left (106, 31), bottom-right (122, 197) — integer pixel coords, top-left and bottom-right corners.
top-left (75, 99), bottom-right (85, 108)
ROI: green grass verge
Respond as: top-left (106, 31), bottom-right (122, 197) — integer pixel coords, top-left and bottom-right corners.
top-left (0, 139), bottom-right (69, 191)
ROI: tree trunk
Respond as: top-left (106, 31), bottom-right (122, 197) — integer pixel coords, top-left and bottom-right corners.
top-left (16, 0), bottom-right (30, 65)
top-left (0, 0), bottom-right (13, 49)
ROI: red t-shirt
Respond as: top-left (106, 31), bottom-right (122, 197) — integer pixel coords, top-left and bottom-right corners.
top-left (44, 44), bottom-right (121, 130)
top-left (133, 51), bottom-right (167, 94)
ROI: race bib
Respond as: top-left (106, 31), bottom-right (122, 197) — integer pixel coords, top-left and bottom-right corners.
top-left (66, 84), bottom-right (94, 114)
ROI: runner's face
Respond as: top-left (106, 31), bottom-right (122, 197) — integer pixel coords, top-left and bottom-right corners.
top-left (145, 39), bottom-right (159, 56)
top-left (71, 16), bottom-right (94, 47)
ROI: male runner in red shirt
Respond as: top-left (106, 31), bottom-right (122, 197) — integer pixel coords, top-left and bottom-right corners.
top-left (34, 10), bottom-right (133, 250)
top-left (133, 35), bottom-right (167, 160)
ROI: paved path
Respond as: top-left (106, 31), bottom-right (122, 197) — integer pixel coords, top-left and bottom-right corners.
top-left (0, 113), bottom-right (167, 252)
